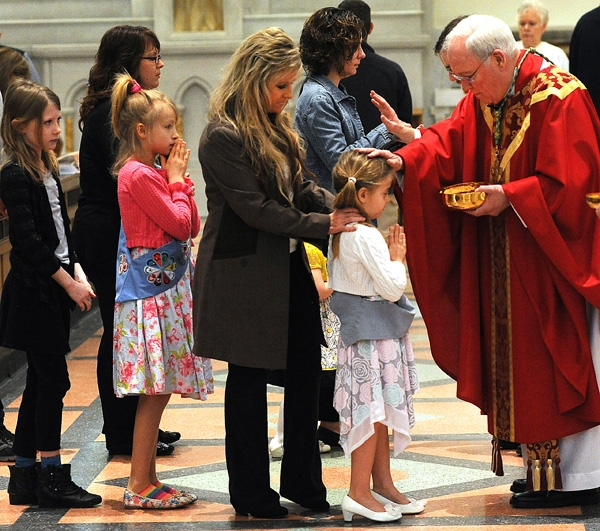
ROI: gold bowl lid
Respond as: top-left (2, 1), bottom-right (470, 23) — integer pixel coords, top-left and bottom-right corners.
top-left (439, 182), bottom-right (487, 211)
top-left (585, 192), bottom-right (600, 209)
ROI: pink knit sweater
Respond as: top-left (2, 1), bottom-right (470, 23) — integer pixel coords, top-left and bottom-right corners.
top-left (117, 159), bottom-right (200, 248)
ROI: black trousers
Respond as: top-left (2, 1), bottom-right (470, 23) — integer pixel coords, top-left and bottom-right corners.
top-left (12, 350), bottom-right (71, 457)
top-left (319, 370), bottom-right (339, 422)
top-left (73, 221), bottom-right (138, 451)
top-left (224, 251), bottom-right (326, 512)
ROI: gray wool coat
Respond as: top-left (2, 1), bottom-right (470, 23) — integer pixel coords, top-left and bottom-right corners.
top-left (192, 121), bottom-right (334, 370)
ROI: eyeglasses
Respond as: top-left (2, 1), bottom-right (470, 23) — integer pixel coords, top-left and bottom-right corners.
top-left (141, 54), bottom-right (162, 65)
top-left (449, 55), bottom-right (489, 83)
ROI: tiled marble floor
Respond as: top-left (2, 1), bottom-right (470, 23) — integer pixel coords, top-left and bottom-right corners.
top-left (1, 287), bottom-right (599, 530)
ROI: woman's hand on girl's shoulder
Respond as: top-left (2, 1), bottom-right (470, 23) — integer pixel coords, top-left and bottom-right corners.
top-left (329, 208), bottom-right (365, 234)
top-left (161, 139), bottom-right (190, 184)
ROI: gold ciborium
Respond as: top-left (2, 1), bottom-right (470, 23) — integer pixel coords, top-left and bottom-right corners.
top-left (440, 182), bottom-right (486, 211)
top-left (585, 192), bottom-right (600, 209)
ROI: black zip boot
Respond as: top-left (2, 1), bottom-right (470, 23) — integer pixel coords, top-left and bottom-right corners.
top-left (7, 463), bottom-right (40, 505)
top-left (37, 464), bottom-right (102, 508)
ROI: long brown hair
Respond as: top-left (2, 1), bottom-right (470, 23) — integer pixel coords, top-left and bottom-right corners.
top-left (208, 27), bottom-right (305, 201)
top-left (0, 47), bottom-right (30, 98)
top-left (330, 150), bottom-right (394, 258)
top-left (78, 25), bottom-right (160, 129)
top-left (1, 80), bottom-right (59, 182)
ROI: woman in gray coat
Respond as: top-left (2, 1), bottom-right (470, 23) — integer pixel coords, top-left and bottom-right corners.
top-left (193, 27), bottom-right (362, 519)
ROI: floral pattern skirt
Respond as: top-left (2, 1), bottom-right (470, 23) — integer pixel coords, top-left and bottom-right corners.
top-left (320, 297), bottom-right (340, 370)
top-left (113, 247), bottom-right (213, 400)
top-left (334, 335), bottom-right (419, 457)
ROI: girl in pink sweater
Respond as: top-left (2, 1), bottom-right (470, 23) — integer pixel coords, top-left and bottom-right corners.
top-left (111, 73), bottom-right (213, 510)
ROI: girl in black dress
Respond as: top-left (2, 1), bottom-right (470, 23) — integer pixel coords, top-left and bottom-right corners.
top-left (1, 80), bottom-right (100, 508)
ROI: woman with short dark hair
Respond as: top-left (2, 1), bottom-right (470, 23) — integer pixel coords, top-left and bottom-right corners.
top-left (294, 7), bottom-right (414, 192)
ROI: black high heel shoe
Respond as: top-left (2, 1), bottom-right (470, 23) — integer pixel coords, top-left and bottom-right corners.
top-left (158, 429), bottom-right (181, 444)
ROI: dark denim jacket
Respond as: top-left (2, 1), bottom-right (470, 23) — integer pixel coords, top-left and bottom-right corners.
top-left (294, 74), bottom-right (396, 192)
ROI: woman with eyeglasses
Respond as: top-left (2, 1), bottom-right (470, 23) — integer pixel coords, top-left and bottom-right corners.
top-left (72, 25), bottom-right (179, 458)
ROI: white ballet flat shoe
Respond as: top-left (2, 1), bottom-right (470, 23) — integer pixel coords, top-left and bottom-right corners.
top-left (341, 494), bottom-right (402, 522)
top-left (371, 490), bottom-right (426, 514)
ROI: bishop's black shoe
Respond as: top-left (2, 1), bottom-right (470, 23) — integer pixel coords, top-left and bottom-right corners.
top-left (510, 488), bottom-right (600, 508)
top-left (510, 479), bottom-right (527, 493)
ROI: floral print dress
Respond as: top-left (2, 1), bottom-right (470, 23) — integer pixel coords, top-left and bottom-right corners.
top-left (334, 334), bottom-right (419, 457)
top-left (304, 242), bottom-right (340, 370)
top-left (113, 247), bottom-right (213, 400)
top-left (329, 223), bottom-right (419, 458)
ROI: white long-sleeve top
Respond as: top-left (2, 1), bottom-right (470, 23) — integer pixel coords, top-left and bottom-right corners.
top-left (328, 223), bottom-right (407, 302)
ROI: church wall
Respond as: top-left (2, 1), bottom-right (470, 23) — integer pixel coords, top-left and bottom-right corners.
top-left (1, 0), bottom-right (595, 216)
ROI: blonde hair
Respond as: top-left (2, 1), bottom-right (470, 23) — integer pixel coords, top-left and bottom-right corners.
top-left (111, 72), bottom-right (177, 174)
top-left (208, 27), bottom-right (305, 200)
top-left (330, 150), bottom-right (394, 257)
top-left (1, 79), bottom-right (59, 182)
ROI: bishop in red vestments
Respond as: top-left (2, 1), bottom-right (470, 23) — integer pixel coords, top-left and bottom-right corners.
top-left (367, 14), bottom-right (600, 509)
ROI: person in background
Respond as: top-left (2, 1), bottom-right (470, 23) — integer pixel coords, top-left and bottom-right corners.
top-left (365, 14), bottom-right (600, 509)
top-left (268, 240), bottom-right (339, 459)
top-left (570, 6), bottom-right (600, 116)
top-left (111, 73), bottom-right (213, 509)
top-left (72, 25), bottom-right (180, 457)
top-left (294, 7), bottom-right (415, 193)
top-left (0, 391), bottom-right (14, 460)
top-left (434, 15), bottom-right (469, 87)
top-left (337, 0), bottom-right (413, 132)
top-left (193, 27), bottom-right (363, 519)
top-left (0, 46), bottom-right (31, 157)
top-left (0, 32), bottom-right (40, 84)
top-left (1, 80), bottom-right (101, 508)
top-left (337, 0), bottom-right (413, 234)
top-left (307, 240), bottom-right (342, 450)
top-left (516, 0), bottom-right (569, 70)
top-left (0, 44), bottom-right (33, 461)
top-left (0, 48), bottom-right (30, 101)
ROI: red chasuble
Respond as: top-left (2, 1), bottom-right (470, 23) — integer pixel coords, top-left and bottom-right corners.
top-left (399, 51), bottom-right (600, 445)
